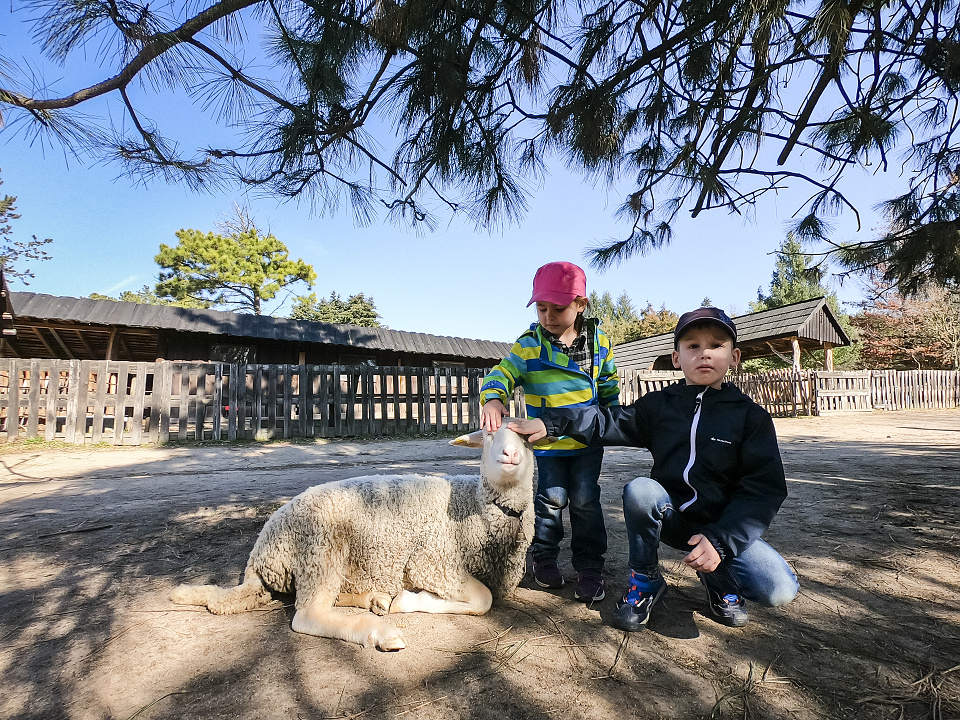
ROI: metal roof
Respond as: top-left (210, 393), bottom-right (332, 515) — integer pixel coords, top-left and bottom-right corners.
top-left (615, 297), bottom-right (851, 370)
top-left (8, 292), bottom-right (512, 361)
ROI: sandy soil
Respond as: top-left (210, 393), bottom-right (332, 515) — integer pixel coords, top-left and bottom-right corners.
top-left (1, 409), bottom-right (959, 720)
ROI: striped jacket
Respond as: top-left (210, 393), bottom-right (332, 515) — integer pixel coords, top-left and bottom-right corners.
top-left (480, 318), bottom-right (620, 455)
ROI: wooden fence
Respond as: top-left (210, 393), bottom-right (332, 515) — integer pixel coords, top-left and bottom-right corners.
top-left (619, 368), bottom-right (960, 418)
top-left (0, 360), bottom-right (524, 445)
top-left (2, 359), bottom-right (958, 445)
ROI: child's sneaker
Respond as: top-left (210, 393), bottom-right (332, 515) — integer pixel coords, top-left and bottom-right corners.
top-left (532, 561), bottom-right (565, 589)
top-left (574, 570), bottom-right (606, 602)
top-left (611, 571), bottom-right (666, 632)
top-left (698, 573), bottom-right (749, 627)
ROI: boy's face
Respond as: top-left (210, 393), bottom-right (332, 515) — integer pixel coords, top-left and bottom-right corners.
top-left (672, 325), bottom-right (741, 389)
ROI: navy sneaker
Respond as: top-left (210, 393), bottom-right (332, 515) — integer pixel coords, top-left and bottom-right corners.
top-left (532, 561), bottom-right (565, 589)
top-left (698, 573), bottom-right (749, 627)
top-left (574, 570), bottom-right (606, 602)
top-left (610, 571), bottom-right (667, 632)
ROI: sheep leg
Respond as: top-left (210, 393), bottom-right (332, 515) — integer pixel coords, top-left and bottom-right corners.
top-left (389, 575), bottom-right (493, 616)
top-left (292, 592), bottom-right (406, 651)
top-left (334, 591), bottom-right (392, 615)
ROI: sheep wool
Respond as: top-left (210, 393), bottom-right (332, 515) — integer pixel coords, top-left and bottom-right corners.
top-left (172, 422), bottom-right (538, 651)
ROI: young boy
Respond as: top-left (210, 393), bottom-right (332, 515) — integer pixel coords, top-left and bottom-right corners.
top-left (481, 262), bottom-right (620, 604)
top-left (510, 307), bottom-right (799, 631)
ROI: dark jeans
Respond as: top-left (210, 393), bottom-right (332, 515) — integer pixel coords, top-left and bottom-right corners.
top-left (622, 476), bottom-right (799, 606)
top-left (530, 448), bottom-right (607, 573)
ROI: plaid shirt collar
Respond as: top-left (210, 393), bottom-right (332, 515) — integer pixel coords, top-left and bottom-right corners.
top-left (543, 323), bottom-right (592, 374)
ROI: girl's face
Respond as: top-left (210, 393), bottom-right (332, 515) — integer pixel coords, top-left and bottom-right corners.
top-left (536, 298), bottom-right (586, 337)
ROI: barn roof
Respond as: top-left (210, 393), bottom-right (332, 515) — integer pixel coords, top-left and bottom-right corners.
top-left (614, 297), bottom-right (851, 370)
top-left (6, 292), bottom-right (512, 361)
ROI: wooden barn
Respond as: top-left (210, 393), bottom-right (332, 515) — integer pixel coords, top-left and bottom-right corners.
top-left (614, 297), bottom-right (852, 372)
top-left (0, 291), bottom-right (511, 368)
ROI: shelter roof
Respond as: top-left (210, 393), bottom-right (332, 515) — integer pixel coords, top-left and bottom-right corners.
top-left (6, 292), bottom-right (512, 361)
top-left (614, 297), bottom-right (851, 370)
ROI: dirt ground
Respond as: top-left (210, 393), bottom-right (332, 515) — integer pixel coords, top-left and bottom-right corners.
top-left (1, 409), bottom-right (959, 720)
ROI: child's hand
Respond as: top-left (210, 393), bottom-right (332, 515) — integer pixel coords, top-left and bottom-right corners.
top-left (481, 400), bottom-right (507, 431)
top-left (507, 418), bottom-right (548, 443)
top-left (683, 534), bottom-right (721, 573)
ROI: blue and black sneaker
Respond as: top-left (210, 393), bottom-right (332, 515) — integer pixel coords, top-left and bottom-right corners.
top-left (610, 571), bottom-right (667, 632)
top-left (698, 573), bottom-right (749, 627)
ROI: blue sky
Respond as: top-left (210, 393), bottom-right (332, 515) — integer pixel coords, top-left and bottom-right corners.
top-left (1, 7), bottom-right (906, 343)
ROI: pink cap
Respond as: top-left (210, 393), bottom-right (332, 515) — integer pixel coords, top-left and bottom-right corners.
top-left (527, 261), bottom-right (587, 307)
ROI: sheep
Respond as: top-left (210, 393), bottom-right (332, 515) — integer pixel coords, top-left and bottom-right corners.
top-left (170, 420), bottom-right (539, 651)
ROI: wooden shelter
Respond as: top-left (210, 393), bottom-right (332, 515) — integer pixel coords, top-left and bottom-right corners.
top-left (0, 292), bottom-right (511, 368)
top-left (614, 297), bottom-right (852, 372)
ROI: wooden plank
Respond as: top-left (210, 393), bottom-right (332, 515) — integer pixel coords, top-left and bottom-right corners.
top-left (252, 365), bottom-right (264, 439)
top-left (212, 363), bottom-right (223, 440)
top-left (379, 368), bottom-right (389, 435)
top-left (345, 368), bottom-right (357, 437)
top-left (91, 362), bottom-right (110, 444)
top-left (63, 360), bottom-right (81, 443)
top-left (281, 364), bottom-right (293, 439)
top-left (392, 367), bottom-right (402, 435)
top-left (404, 369), bottom-right (414, 433)
top-left (266, 364), bottom-right (279, 440)
top-left (195, 365), bottom-right (209, 440)
top-left (43, 361), bottom-right (59, 441)
top-left (444, 367), bottom-right (453, 432)
top-left (364, 366), bottom-right (375, 435)
top-left (130, 362), bottom-right (146, 445)
top-left (298, 364), bottom-right (308, 438)
top-left (113, 361), bottom-right (130, 445)
top-left (320, 366), bottom-right (333, 439)
top-left (157, 363), bottom-right (171, 444)
top-left (227, 363), bottom-right (239, 440)
top-left (178, 365), bottom-right (191, 440)
top-left (25, 359), bottom-right (41, 439)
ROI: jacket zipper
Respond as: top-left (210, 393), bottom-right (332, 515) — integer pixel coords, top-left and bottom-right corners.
top-left (679, 389), bottom-right (707, 511)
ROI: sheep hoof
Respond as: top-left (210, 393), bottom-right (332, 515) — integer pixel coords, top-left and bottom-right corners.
top-left (370, 592), bottom-right (392, 616)
top-left (378, 634), bottom-right (406, 652)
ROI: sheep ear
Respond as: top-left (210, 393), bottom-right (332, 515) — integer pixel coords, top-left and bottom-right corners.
top-left (450, 430), bottom-right (484, 448)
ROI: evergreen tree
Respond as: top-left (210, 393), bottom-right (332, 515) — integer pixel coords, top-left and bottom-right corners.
top-left (0, 169), bottom-right (52, 284)
top-left (749, 234), bottom-right (827, 312)
top-left (743, 233), bottom-right (859, 370)
top-left (291, 292), bottom-right (383, 327)
top-left (4, 0), bottom-right (960, 287)
top-left (588, 291), bottom-right (678, 344)
top-left (155, 225), bottom-right (316, 315)
top-left (89, 286), bottom-right (210, 308)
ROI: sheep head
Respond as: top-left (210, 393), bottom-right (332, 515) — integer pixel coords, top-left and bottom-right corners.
top-left (451, 419), bottom-right (545, 493)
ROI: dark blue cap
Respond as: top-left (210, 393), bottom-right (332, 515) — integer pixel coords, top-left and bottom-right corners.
top-left (674, 307), bottom-right (737, 344)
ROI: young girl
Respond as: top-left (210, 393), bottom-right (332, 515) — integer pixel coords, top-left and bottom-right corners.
top-left (480, 261), bottom-right (620, 603)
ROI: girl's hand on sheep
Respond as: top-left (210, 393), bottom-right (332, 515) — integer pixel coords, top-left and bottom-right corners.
top-left (481, 400), bottom-right (507, 430)
top-left (507, 418), bottom-right (548, 442)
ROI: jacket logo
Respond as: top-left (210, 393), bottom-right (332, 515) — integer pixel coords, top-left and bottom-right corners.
top-left (710, 437), bottom-right (732, 445)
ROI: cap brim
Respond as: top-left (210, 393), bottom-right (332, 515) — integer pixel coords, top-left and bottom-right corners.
top-left (527, 291), bottom-right (579, 307)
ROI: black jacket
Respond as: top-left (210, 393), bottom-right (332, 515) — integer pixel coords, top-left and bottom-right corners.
top-left (541, 381), bottom-right (787, 559)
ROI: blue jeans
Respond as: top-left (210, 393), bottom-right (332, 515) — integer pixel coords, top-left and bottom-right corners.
top-left (622, 476), bottom-right (799, 606)
top-left (530, 448), bottom-right (607, 573)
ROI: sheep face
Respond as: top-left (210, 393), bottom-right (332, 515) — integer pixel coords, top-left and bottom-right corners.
top-left (451, 419), bottom-right (536, 491)
top-left (479, 424), bottom-right (535, 491)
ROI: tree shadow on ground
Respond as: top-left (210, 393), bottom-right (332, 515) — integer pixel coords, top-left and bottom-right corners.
top-left (1, 414), bottom-right (958, 719)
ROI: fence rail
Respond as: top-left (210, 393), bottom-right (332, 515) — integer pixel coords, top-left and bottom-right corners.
top-left (2, 359), bottom-right (958, 445)
top-left (0, 360), bottom-right (524, 445)
top-left (618, 367), bottom-right (960, 418)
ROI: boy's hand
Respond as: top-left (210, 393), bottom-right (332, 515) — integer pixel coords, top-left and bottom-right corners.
top-left (506, 418), bottom-right (548, 443)
top-left (481, 400), bottom-right (507, 431)
top-left (683, 534), bottom-right (721, 573)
